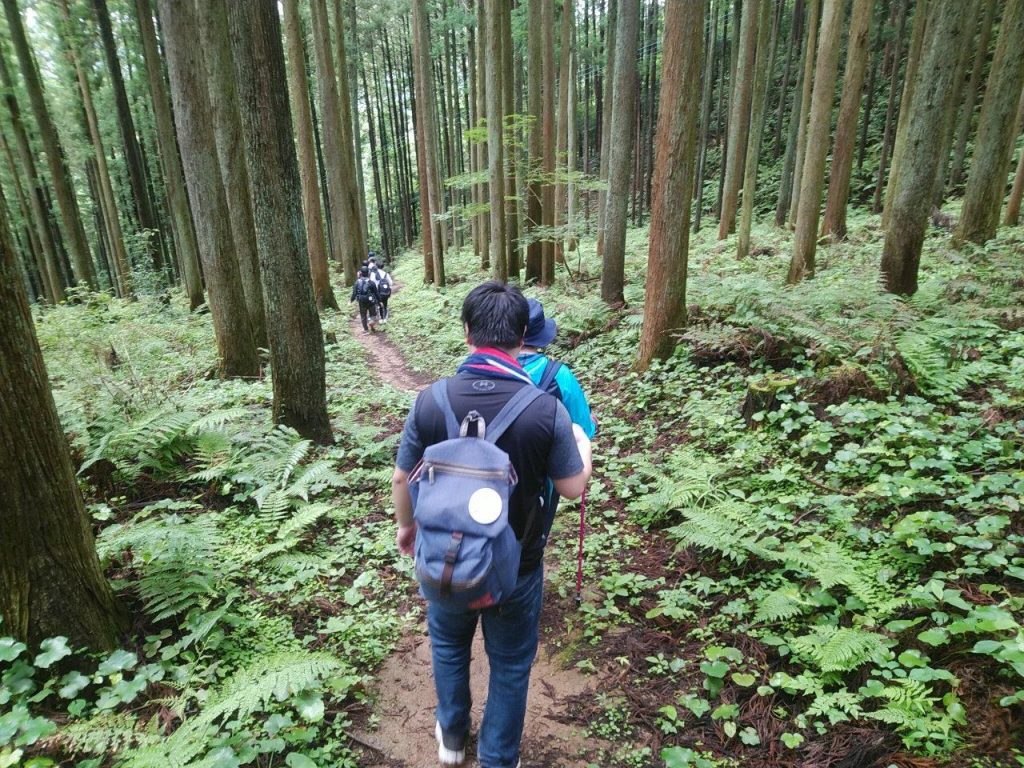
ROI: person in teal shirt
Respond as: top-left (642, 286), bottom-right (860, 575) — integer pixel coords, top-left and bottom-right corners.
top-left (519, 299), bottom-right (596, 543)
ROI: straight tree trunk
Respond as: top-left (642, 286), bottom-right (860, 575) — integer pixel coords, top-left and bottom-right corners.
top-left (554, 0), bottom-right (574, 266)
top-left (541, 0), bottom-right (556, 283)
top-left (821, 0), bottom-right (876, 240)
top-left (134, 0), bottom-right (203, 309)
top-left (467, 21), bottom-right (481, 260)
top-left (0, 51), bottom-right (64, 303)
top-left (475, 1), bottom-right (490, 269)
top-left (596, 0), bottom-right (618, 258)
top-left (787, 0), bottom-right (820, 226)
top-left (2, 0), bottom-right (96, 289)
top-left (157, 0), bottom-right (258, 378)
top-left (718, 0), bottom-right (759, 238)
top-left (1005, 131), bottom-right (1024, 225)
top-left (856, 0), bottom-right (885, 174)
top-left (90, 0), bottom-right (163, 277)
top-left (882, 0), bottom-right (970, 293)
top-left (636, 0), bottom-right (704, 371)
top-left (226, 0), bottom-right (332, 445)
top-left (775, 30), bottom-right (805, 226)
top-left (601, 0), bottom-right (641, 305)
top-left (525, 0), bottom-right (543, 281)
top-left (283, 0), bottom-right (338, 312)
top-left (501, 1), bottom-right (518, 276)
top-left (871, 0), bottom-right (907, 212)
top-left (693, 0), bottom-right (719, 234)
top-left (337, 0), bottom-right (369, 253)
top-left (955, 0), bottom-right (1024, 246)
top-left (787, 0), bottom-right (844, 283)
top-left (0, 129), bottom-right (54, 302)
top-left (197, 0), bottom-right (268, 350)
top-left (736, 0), bottom-right (774, 259)
top-left (0, 199), bottom-right (126, 650)
top-left (772, 0), bottom-right (804, 159)
top-left (949, 0), bottom-right (999, 190)
top-left (485, 0), bottom-right (508, 280)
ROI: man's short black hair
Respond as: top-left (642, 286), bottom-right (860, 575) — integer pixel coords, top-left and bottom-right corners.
top-left (461, 281), bottom-right (529, 349)
top-left (359, 267), bottom-right (369, 277)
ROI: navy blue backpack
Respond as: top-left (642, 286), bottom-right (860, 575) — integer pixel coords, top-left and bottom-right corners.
top-left (409, 380), bottom-right (543, 610)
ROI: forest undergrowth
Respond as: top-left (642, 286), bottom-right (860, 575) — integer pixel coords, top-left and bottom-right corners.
top-left (2, 213), bottom-right (1024, 768)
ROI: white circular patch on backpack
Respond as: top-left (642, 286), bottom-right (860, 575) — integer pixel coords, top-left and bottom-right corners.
top-left (468, 488), bottom-right (503, 525)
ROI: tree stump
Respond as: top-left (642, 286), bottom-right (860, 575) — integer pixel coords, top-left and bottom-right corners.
top-left (742, 374), bottom-right (797, 428)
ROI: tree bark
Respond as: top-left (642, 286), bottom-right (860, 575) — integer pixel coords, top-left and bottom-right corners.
top-left (500, 1), bottom-right (519, 276)
top-left (134, 0), bottom-right (203, 309)
top-left (554, 0), bottom-right (574, 268)
top-left (475, 0), bottom-right (490, 269)
top-left (283, 0), bottom-right (338, 312)
top-left (485, 0), bottom-right (507, 280)
top-left (693, 0), bottom-right (719, 234)
top-left (196, 0), bottom-right (268, 349)
top-left (601, 0), bottom-right (641, 305)
top-left (820, 0), bottom-right (876, 241)
top-left (157, 0), bottom-right (258, 377)
top-left (596, 0), bottom-right (618, 259)
top-left (736, 0), bottom-right (774, 259)
top-left (637, 0), bottom-right (704, 370)
top-left (787, 0), bottom-right (820, 226)
top-left (90, 0), bottom-right (164, 277)
top-left (949, 0), bottom-right (999, 190)
top-left (2, 0), bottom-right (96, 289)
top-left (718, 0), bottom-right (759, 239)
top-left (772, 0), bottom-right (804, 160)
top-left (1005, 127), bottom-right (1024, 225)
top-left (541, 0), bottom-right (556, 283)
top-left (787, 0), bottom-right (844, 284)
top-left (881, 0), bottom-right (969, 294)
top-left (526, 0), bottom-right (544, 281)
top-left (871, 0), bottom-right (907, 213)
top-left (954, 0), bottom-right (1024, 246)
top-left (0, 199), bottom-right (126, 650)
top-left (226, 0), bottom-right (332, 445)
top-left (337, 0), bottom-right (369, 254)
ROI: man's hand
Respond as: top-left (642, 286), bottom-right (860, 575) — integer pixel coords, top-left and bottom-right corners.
top-left (397, 523), bottom-right (416, 556)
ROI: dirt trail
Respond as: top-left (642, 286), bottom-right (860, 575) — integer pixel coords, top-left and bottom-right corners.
top-left (348, 291), bottom-right (604, 767)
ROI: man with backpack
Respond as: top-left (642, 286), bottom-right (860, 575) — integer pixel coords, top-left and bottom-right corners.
top-left (369, 258), bottom-right (393, 322)
top-left (350, 266), bottom-right (380, 333)
top-left (392, 282), bottom-right (592, 768)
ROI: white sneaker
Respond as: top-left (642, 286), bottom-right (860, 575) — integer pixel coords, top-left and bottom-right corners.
top-left (435, 721), bottom-right (466, 765)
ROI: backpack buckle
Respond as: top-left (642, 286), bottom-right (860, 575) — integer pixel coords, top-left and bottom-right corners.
top-left (441, 532), bottom-right (464, 596)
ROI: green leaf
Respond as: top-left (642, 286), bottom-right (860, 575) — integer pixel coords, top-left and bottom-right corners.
top-left (96, 649), bottom-right (137, 677)
top-left (917, 628), bottom-right (949, 647)
top-left (33, 637), bottom-right (71, 669)
top-left (682, 695), bottom-right (710, 718)
top-left (781, 732), bottom-right (805, 749)
top-left (293, 691), bottom-right (324, 722)
top-left (711, 703), bottom-right (739, 721)
top-left (898, 649), bottom-right (928, 668)
top-left (740, 726), bottom-right (761, 745)
top-left (207, 746), bottom-right (240, 768)
top-left (699, 661), bottom-right (729, 679)
top-left (57, 671), bottom-right (90, 699)
top-left (0, 639), bottom-right (26, 663)
top-left (285, 754), bottom-right (318, 768)
top-left (722, 720), bottom-right (737, 738)
top-left (972, 640), bottom-right (1003, 655)
top-left (731, 673), bottom-right (757, 687)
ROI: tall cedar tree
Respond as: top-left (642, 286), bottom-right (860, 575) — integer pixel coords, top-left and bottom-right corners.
top-left (785, 0), bottom-right (820, 225)
top-left (526, 0), bottom-right (544, 281)
top-left (485, 0), bottom-right (508, 280)
top-left (134, 0), bottom-right (203, 310)
top-left (226, 0), bottom-right (333, 445)
top-left (90, 0), bottom-right (163, 277)
top-left (2, 0), bottom-right (96, 289)
top-left (636, 0), bottom-right (705, 371)
top-left (787, 0), bottom-right (844, 284)
top-left (333, 0), bottom-right (370, 259)
top-left (282, 0), bottom-right (338, 311)
top-left (0, 199), bottom-right (127, 649)
top-left (554, 0), bottom-right (574, 266)
top-left (736, 0), bottom-right (774, 259)
top-left (954, 0), bottom-right (1024, 246)
top-left (197, 0), bottom-right (268, 350)
top-left (719, 0), bottom-right (759, 238)
top-left (500, 1), bottom-right (519, 275)
top-left (601, 0), bottom-right (641, 305)
top-left (596, 0), bottom-right (618, 258)
top-left (881, 0), bottom-right (970, 294)
top-left (821, 0), bottom-right (875, 240)
top-left (1005, 136), bottom-right (1024, 226)
top-left (775, 0), bottom-right (811, 226)
top-left (156, 0), bottom-right (259, 377)
top-left (949, 0), bottom-right (999, 190)
top-left (474, 0), bottom-right (489, 269)
top-left (870, 0), bottom-right (907, 213)
top-left (541, 0), bottom-right (556, 283)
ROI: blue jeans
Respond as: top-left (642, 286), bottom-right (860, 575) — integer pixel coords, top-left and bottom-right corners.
top-left (427, 566), bottom-right (544, 768)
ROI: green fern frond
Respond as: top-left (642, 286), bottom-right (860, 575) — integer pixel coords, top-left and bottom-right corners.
top-left (791, 626), bottom-right (890, 673)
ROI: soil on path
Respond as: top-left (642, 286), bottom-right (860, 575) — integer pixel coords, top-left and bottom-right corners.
top-left (347, 292), bottom-right (604, 767)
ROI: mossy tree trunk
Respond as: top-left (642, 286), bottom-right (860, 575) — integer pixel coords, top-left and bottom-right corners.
top-left (719, 0), bottom-right (759, 239)
top-left (485, 0), bottom-right (507, 281)
top-left (737, 0), bottom-right (774, 260)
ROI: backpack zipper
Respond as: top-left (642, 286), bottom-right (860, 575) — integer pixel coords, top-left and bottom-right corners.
top-left (423, 460), bottom-right (510, 484)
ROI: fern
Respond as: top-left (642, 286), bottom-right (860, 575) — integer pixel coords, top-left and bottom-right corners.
top-left (790, 626), bottom-right (891, 673)
top-left (58, 712), bottom-right (158, 758)
top-left (753, 584), bottom-right (812, 624)
top-left (668, 500), bottom-right (777, 564)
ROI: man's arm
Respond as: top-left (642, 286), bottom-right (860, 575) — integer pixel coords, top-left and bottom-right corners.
top-left (392, 467), bottom-right (415, 555)
top-left (548, 402), bottom-right (592, 500)
top-left (553, 424), bottom-right (592, 500)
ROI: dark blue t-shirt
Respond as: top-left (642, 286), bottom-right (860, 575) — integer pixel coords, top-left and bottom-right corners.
top-left (396, 373), bottom-right (583, 573)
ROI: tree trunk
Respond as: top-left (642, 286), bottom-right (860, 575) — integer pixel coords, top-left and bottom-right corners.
top-left (157, 0), bottom-right (258, 378)
top-left (467, 20), bottom-right (481, 261)
top-left (134, 0), bottom-right (203, 309)
top-left (500, 1), bottom-right (519, 276)
top-left (0, 200), bottom-right (126, 650)
top-left (693, 0), bottom-right (719, 234)
top-left (636, 0), bottom-right (704, 370)
top-left (541, 0), bottom-right (556, 284)
top-left (337, 0), bottom-right (369, 254)
top-left (820, 0), bottom-right (876, 241)
top-left (601, 0), bottom-right (641, 305)
top-left (718, 0), bottom-right (759, 239)
top-left (1005, 130), bottom-right (1024, 225)
top-left (0, 129), bottom-right (53, 303)
top-left (475, 1), bottom-right (490, 269)
top-left (526, 0), bottom-right (544, 281)
top-left (2, 0), bottom-right (96, 289)
top-left (772, 0), bottom-right (804, 160)
top-left (856, 0), bottom-right (886, 174)
top-left (871, 0), bottom-right (907, 213)
top-left (283, 0), bottom-right (338, 312)
top-left (226, 0), bottom-right (332, 445)
top-left (787, 0), bottom-right (820, 226)
top-left (882, 0), bottom-right (930, 228)
top-left (949, 0), bottom-right (999, 190)
top-left (736, 0), bottom-right (774, 259)
top-left (554, 0), bottom-right (574, 268)
top-left (881, 0), bottom-right (969, 294)
top-left (0, 50), bottom-right (64, 303)
top-left (197, 0), bottom-right (268, 350)
top-left (58, 0), bottom-right (133, 299)
top-left (954, 0), bottom-right (1024, 246)
top-left (485, 0), bottom-right (508, 280)
top-left (90, 0), bottom-right (164, 278)
top-left (596, 0), bottom-right (618, 259)
top-left (786, 0), bottom-right (844, 284)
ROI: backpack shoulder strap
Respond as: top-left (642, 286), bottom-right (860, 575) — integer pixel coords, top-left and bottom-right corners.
top-left (485, 385), bottom-right (544, 444)
top-left (538, 359), bottom-right (563, 394)
top-left (429, 380), bottom-right (461, 439)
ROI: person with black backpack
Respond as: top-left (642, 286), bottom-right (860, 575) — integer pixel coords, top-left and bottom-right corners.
top-left (370, 260), bottom-right (393, 321)
top-left (350, 267), bottom-right (380, 332)
top-left (392, 282), bottom-right (592, 768)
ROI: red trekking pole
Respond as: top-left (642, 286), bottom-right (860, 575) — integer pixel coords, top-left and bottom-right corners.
top-left (575, 487), bottom-right (586, 607)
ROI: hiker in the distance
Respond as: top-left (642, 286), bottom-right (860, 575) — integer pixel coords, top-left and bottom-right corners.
top-left (368, 255), bottom-right (393, 322)
top-left (518, 298), bottom-right (596, 541)
top-left (391, 281), bottom-right (593, 768)
top-left (350, 266), bottom-right (380, 333)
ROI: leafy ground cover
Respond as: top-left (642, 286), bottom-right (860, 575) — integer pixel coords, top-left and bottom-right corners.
top-left (3, 211), bottom-right (1023, 768)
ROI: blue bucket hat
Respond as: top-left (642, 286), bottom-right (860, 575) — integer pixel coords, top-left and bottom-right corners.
top-left (524, 298), bottom-right (557, 348)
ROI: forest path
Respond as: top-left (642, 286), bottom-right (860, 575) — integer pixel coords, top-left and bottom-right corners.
top-left (346, 285), bottom-right (603, 767)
